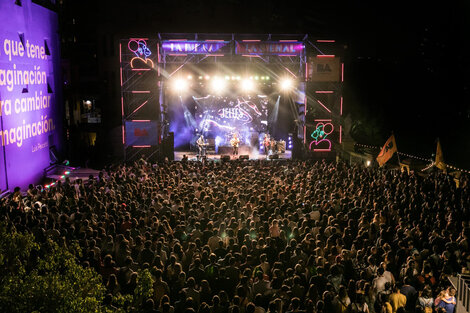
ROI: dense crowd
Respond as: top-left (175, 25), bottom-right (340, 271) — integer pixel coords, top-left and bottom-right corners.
top-left (2, 158), bottom-right (469, 313)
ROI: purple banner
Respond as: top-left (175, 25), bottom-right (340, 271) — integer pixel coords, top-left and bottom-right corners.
top-left (235, 41), bottom-right (304, 55)
top-left (0, 0), bottom-right (62, 190)
top-left (161, 41), bottom-right (231, 55)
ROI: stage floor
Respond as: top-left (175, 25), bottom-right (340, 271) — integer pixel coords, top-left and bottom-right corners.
top-left (174, 150), bottom-right (292, 161)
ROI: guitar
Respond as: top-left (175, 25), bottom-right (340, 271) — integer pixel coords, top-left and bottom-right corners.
top-left (230, 137), bottom-right (240, 147)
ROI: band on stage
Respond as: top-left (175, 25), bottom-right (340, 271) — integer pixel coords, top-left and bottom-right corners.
top-left (196, 132), bottom-right (284, 159)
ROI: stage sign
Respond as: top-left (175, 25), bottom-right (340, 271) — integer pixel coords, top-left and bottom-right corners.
top-left (125, 121), bottom-right (158, 146)
top-left (308, 121), bottom-right (335, 152)
top-left (0, 0), bottom-right (62, 190)
top-left (308, 56), bottom-right (341, 82)
top-left (161, 41), bottom-right (231, 55)
top-left (235, 41), bottom-right (304, 55)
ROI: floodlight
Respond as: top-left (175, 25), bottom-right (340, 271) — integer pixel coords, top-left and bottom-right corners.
top-left (241, 79), bottom-right (254, 92)
top-left (211, 77), bottom-right (226, 93)
top-left (280, 78), bottom-right (293, 91)
top-left (172, 78), bottom-right (188, 93)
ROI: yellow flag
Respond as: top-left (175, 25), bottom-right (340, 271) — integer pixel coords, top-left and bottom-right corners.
top-left (376, 134), bottom-right (397, 167)
top-left (435, 138), bottom-right (446, 171)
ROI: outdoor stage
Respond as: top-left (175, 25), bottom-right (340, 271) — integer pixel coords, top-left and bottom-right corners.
top-left (174, 150), bottom-right (291, 161)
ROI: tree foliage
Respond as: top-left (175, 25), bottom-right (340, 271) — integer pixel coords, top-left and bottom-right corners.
top-left (0, 223), bottom-right (105, 313)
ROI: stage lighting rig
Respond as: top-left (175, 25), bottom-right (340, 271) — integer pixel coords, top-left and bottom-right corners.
top-left (211, 77), bottom-right (226, 94)
top-left (241, 79), bottom-right (255, 92)
top-left (280, 78), bottom-right (294, 91)
top-left (172, 78), bottom-right (188, 93)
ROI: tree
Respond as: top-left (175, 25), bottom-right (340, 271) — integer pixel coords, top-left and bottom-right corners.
top-left (0, 223), bottom-right (105, 313)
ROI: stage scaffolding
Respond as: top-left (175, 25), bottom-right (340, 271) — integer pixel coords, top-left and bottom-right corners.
top-left (119, 33), bottom-right (344, 161)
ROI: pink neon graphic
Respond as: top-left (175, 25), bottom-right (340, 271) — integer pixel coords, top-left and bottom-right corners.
top-left (317, 99), bottom-right (332, 113)
top-left (339, 125), bottom-right (342, 143)
top-left (128, 39), bottom-right (153, 70)
top-left (131, 120), bottom-right (151, 122)
top-left (284, 66), bottom-right (298, 78)
top-left (279, 40), bottom-right (297, 42)
top-left (317, 55), bottom-right (335, 58)
top-left (120, 67), bottom-right (123, 86)
top-left (169, 63), bottom-right (186, 77)
top-left (119, 43), bottom-right (122, 63)
top-left (205, 54), bottom-right (225, 57)
top-left (122, 125), bottom-right (125, 144)
top-left (316, 40), bottom-right (335, 43)
top-left (304, 95), bottom-right (307, 117)
top-left (132, 145), bottom-right (151, 148)
top-left (130, 100), bottom-right (148, 116)
top-left (341, 63), bottom-right (344, 82)
top-left (315, 91), bottom-right (334, 93)
top-left (129, 38), bottom-right (149, 40)
top-left (314, 119), bottom-right (332, 122)
top-left (121, 96), bottom-right (124, 116)
top-left (309, 122), bottom-right (334, 152)
top-left (205, 40), bottom-right (225, 42)
top-left (242, 54), bottom-right (260, 57)
top-left (279, 54), bottom-right (297, 57)
top-left (168, 54), bottom-right (187, 56)
top-left (168, 39), bottom-right (187, 41)
top-left (340, 97), bottom-right (343, 115)
top-left (131, 91), bottom-right (151, 94)
top-left (131, 68), bottom-right (151, 71)
top-left (157, 43), bottom-right (160, 63)
top-left (242, 40), bottom-right (261, 42)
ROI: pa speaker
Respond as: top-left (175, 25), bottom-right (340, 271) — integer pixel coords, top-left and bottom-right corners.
top-left (239, 155), bottom-right (249, 160)
top-left (221, 155), bottom-right (230, 162)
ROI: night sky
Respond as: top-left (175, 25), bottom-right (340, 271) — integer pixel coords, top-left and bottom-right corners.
top-left (67, 0), bottom-right (470, 168)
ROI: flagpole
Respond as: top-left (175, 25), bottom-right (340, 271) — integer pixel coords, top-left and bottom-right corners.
top-left (393, 131), bottom-right (402, 167)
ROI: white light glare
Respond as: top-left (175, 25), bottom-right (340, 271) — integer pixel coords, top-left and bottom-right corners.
top-left (241, 79), bottom-right (254, 92)
top-left (211, 77), bottom-right (226, 93)
top-left (173, 79), bottom-right (188, 92)
top-left (280, 78), bottom-right (293, 90)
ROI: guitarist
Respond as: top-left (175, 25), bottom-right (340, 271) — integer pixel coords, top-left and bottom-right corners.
top-left (263, 134), bottom-right (271, 155)
top-left (196, 134), bottom-right (206, 159)
top-left (230, 133), bottom-right (240, 155)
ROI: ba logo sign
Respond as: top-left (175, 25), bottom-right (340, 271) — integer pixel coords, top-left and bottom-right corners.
top-left (317, 64), bottom-right (332, 72)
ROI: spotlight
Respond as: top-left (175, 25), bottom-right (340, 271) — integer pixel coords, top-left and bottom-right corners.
top-left (204, 75), bottom-right (210, 80)
top-left (366, 160), bottom-right (371, 167)
top-left (211, 77), bottom-right (226, 93)
top-left (198, 76), bottom-right (203, 80)
top-left (225, 76), bottom-right (230, 80)
top-left (280, 78), bottom-right (293, 91)
top-left (187, 75), bottom-right (192, 80)
top-left (172, 78), bottom-right (188, 93)
top-left (241, 79), bottom-right (254, 92)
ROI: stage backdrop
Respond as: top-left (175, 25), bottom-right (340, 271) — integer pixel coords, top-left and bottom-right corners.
top-left (0, 0), bottom-right (62, 190)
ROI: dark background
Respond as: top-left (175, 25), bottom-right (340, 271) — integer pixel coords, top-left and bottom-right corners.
top-left (58, 0), bottom-right (470, 169)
